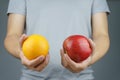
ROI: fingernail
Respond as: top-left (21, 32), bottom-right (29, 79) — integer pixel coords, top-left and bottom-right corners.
top-left (40, 56), bottom-right (44, 61)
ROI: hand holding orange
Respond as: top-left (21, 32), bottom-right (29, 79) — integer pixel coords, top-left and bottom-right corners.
top-left (22, 34), bottom-right (49, 60)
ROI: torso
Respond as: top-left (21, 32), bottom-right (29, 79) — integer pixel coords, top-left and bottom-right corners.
top-left (23, 0), bottom-right (94, 79)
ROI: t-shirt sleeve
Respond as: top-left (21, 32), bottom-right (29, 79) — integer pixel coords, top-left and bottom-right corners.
top-left (92, 0), bottom-right (110, 15)
top-left (7, 0), bottom-right (26, 15)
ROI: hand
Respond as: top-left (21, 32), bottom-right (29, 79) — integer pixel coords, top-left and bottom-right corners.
top-left (60, 39), bottom-right (95, 73)
top-left (18, 34), bottom-right (50, 72)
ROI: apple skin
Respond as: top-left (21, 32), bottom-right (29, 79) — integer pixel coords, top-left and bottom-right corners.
top-left (63, 35), bottom-right (92, 63)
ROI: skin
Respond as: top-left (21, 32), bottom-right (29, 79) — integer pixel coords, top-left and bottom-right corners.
top-left (60, 12), bottom-right (110, 73)
top-left (4, 14), bottom-right (50, 72)
top-left (4, 12), bottom-right (110, 73)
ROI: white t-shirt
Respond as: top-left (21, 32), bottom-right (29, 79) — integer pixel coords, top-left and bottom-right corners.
top-left (7, 0), bottom-right (110, 80)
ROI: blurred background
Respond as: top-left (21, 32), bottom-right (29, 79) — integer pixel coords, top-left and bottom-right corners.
top-left (0, 0), bottom-right (120, 80)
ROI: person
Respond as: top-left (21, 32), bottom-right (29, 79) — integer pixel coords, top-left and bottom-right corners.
top-left (4, 0), bottom-right (110, 80)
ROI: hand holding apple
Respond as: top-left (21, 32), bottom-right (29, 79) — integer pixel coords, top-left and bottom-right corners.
top-left (60, 35), bottom-right (95, 73)
top-left (63, 35), bottom-right (92, 63)
top-left (60, 49), bottom-right (92, 73)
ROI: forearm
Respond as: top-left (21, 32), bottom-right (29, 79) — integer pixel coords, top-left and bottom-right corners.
top-left (90, 35), bottom-right (110, 65)
top-left (4, 34), bottom-right (21, 59)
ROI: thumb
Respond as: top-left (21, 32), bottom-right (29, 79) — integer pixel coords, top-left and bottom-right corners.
top-left (88, 38), bottom-right (95, 51)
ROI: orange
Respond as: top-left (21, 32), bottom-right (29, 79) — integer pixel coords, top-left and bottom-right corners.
top-left (22, 34), bottom-right (49, 60)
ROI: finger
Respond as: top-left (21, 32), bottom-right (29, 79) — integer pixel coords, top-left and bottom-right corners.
top-left (29, 56), bottom-right (45, 67)
top-left (88, 39), bottom-right (95, 51)
top-left (60, 49), bottom-right (68, 67)
top-left (35, 54), bottom-right (50, 72)
top-left (64, 54), bottom-right (77, 69)
top-left (19, 34), bottom-right (28, 47)
top-left (81, 56), bottom-right (92, 67)
top-left (20, 51), bottom-right (45, 67)
top-left (19, 51), bottom-right (30, 66)
top-left (60, 49), bottom-right (76, 72)
top-left (65, 54), bottom-right (91, 72)
top-left (64, 55), bottom-right (83, 73)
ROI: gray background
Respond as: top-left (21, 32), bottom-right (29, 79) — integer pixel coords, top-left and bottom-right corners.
top-left (0, 0), bottom-right (120, 80)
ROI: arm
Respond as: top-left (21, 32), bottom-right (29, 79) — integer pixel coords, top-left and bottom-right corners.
top-left (4, 14), bottom-right (25, 58)
top-left (4, 14), bottom-right (49, 71)
top-left (60, 12), bottom-right (110, 73)
top-left (90, 12), bottom-right (110, 65)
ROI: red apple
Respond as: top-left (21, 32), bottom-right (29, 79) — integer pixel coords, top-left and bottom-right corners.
top-left (63, 35), bottom-right (92, 63)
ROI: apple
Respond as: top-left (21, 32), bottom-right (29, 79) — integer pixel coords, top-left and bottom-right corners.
top-left (63, 35), bottom-right (92, 63)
